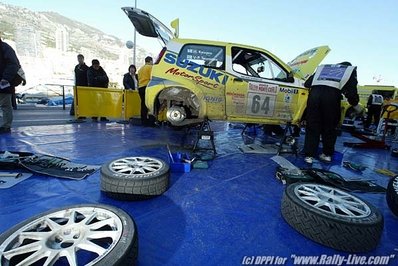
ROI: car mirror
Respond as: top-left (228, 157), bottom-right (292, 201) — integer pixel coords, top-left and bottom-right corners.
top-left (286, 71), bottom-right (295, 82)
top-left (257, 66), bottom-right (264, 73)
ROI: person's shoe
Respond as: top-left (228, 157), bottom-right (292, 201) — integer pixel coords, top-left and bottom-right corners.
top-left (319, 153), bottom-right (332, 163)
top-left (304, 156), bottom-right (313, 164)
top-left (100, 117), bottom-right (110, 122)
top-left (0, 127), bottom-right (11, 134)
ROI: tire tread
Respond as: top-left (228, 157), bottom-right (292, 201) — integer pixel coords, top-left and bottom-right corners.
top-left (281, 184), bottom-right (383, 252)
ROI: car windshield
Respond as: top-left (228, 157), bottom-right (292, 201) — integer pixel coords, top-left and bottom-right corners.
top-left (232, 47), bottom-right (287, 80)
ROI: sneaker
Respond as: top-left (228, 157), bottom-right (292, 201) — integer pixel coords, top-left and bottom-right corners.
top-left (319, 153), bottom-right (332, 163)
top-left (304, 156), bottom-right (313, 164)
top-left (0, 127), bottom-right (11, 134)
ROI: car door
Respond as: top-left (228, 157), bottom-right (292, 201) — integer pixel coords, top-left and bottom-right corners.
top-left (225, 45), bottom-right (330, 125)
top-left (225, 46), bottom-right (303, 124)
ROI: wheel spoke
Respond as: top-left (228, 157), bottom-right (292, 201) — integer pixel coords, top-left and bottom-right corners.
top-left (45, 217), bottom-right (62, 230)
top-left (82, 211), bottom-right (97, 225)
top-left (301, 196), bottom-right (320, 202)
top-left (299, 186), bottom-right (318, 195)
top-left (298, 190), bottom-right (316, 197)
top-left (66, 210), bottom-right (77, 225)
top-left (143, 166), bottom-right (158, 172)
top-left (87, 217), bottom-right (113, 230)
top-left (86, 230), bottom-right (120, 241)
top-left (63, 248), bottom-right (78, 266)
top-left (343, 203), bottom-right (368, 215)
top-left (16, 250), bottom-right (49, 266)
top-left (133, 167), bottom-right (146, 174)
top-left (325, 202), bottom-right (336, 214)
top-left (3, 241), bottom-right (42, 259)
top-left (19, 231), bottom-right (52, 241)
top-left (337, 205), bottom-right (356, 216)
top-left (77, 240), bottom-right (107, 256)
top-left (43, 250), bottom-right (59, 266)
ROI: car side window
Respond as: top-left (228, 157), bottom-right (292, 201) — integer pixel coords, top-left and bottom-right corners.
top-left (232, 47), bottom-right (288, 81)
top-left (179, 44), bottom-right (225, 69)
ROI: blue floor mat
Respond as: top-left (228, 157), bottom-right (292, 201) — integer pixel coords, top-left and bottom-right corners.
top-left (0, 122), bottom-right (398, 265)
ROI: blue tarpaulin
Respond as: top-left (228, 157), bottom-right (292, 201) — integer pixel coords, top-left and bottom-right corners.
top-left (0, 122), bottom-right (397, 265)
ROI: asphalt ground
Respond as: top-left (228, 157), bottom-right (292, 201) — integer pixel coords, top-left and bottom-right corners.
top-left (10, 105), bottom-right (75, 127)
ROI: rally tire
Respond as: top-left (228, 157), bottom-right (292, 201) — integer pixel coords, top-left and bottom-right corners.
top-left (386, 176), bottom-right (398, 216)
top-left (0, 204), bottom-right (138, 266)
top-left (101, 156), bottom-right (170, 200)
top-left (281, 183), bottom-right (383, 252)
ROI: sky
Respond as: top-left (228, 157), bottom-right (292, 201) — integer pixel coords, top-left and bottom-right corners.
top-left (2, 0), bottom-right (397, 86)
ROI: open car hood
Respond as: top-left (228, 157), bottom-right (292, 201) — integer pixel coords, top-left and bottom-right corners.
top-left (122, 7), bottom-right (174, 45)
top-left (287, 46), bottom-right (330, 80)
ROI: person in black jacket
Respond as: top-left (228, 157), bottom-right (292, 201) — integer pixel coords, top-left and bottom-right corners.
top-left (87, 59), bottom-right (109, 122)
top-left (87, 59), bottom-right (109, 88)
top-left (70, 54), bottom-right (89, 116)
top-left (0, 38), bottom-right (21, 133)
top-left (123, 64), bottom-right (138, 90)
top-left (303, 62), bottom-right (362, 164)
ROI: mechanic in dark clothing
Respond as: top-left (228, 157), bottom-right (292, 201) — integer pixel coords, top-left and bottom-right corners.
top-left (87, 59), bottom-right (110, 122)
top-left (365, 91), bottom-right (383, 129)
top-left (70, 54), bottom-right (89, 116)
top-left (0, 38), bottom-right (21, 133)
top-left (303, 62), bottom-right (361, 164)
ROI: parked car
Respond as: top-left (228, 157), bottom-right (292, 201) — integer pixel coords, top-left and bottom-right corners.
top-left (123, 7), bottom-right (330, 127)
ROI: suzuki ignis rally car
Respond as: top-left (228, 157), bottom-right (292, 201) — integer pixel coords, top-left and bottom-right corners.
top-left (123, 7), bottom-right (330, 126)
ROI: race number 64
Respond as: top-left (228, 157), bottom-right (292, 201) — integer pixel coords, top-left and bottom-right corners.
top-left (246, 93), bottom-right (276, 116)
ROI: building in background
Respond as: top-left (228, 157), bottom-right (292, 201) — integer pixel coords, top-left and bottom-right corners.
top-left (55, 27), bottom-right (69, 52)
top-left (15, 26), bottom-right (41, 57)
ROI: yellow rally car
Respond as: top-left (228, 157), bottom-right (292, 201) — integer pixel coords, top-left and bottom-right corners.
top-left (123, 8), bottom-right (330, 127)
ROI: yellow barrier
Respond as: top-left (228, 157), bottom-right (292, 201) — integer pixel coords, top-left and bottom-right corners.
top-left (124, 90), bottom-right (141, 120)
top-left (74, 86), bottom-right (141, 119)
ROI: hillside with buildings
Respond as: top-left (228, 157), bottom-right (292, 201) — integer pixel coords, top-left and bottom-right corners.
top-left (0, 2), bottom-right (152, 94)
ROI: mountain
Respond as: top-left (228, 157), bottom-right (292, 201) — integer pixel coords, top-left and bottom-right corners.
top-left (0, 2), bottom-right (152, 91)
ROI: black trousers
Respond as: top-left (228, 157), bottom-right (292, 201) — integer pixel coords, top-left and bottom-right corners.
top-left (365, 105), bottom-right (382, 128)
top-left (138, 86), bottom-right (149, 124)
top-left (304, 87), bottom-right (341, 157)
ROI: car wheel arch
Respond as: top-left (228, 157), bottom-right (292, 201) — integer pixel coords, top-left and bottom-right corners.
top-left (157, 86), bottom-right (207, 117)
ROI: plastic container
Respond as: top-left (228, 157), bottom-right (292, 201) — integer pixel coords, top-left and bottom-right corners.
top-left (170, 152), bottom-right (192, 173)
